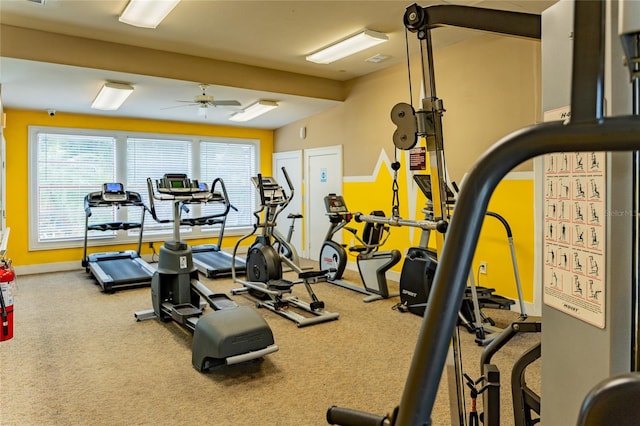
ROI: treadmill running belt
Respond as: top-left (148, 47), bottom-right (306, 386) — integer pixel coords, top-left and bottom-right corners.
top-left (94, 258), bottom-right (153, 284)
top-left (193, 251), bottom-right (246, 278)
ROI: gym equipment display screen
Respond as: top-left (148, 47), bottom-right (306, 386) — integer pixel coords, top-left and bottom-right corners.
top-left (103, 183), bottom-right (124, 194)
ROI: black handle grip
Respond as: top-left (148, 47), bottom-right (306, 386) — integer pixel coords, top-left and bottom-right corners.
top-left (256, 174), bottom-right (266, 206)
top-left (281, 166), bottom-right (294, 192)
top-left (326, 406), bottom-right (389, 426)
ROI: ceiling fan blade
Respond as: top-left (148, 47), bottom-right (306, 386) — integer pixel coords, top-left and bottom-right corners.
top-left (160, 103), bottom-right (198, 110)
top-left (212, 100), bottom-right (241, 106)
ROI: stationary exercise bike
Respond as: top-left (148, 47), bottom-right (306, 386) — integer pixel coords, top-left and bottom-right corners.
top-left (231, 168), bottom-right (339, 327)
top-left (319, 193), bottom-right (401, 302)
top-left (135, 173), bottom-right (278, 371)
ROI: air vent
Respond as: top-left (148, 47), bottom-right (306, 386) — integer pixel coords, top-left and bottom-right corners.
top-left (366, 54), bottom-right (391, 63)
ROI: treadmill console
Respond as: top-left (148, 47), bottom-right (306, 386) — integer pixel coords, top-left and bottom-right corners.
top-left (157, 174), bottom-right (204, 195)
top-left (324, 193), bottom-right (349, 214)
top-left (102, 183), bottom-right (128, 202)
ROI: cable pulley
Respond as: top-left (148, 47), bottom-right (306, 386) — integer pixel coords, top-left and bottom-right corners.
top-left (391, 103), bottom-right (418, 150)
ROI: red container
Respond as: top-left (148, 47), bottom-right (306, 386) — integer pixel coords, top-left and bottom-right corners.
top-left (0, 265), bottom-right (15, 341)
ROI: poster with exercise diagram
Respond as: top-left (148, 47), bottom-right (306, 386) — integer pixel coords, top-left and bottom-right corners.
top-left (543, 150), bottom-right (606, 328)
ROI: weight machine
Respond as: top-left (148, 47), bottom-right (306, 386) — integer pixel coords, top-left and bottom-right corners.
top-left (328, 3), bottom-right (541, 424)
top-left (327, 1), bottom-right (640, 425)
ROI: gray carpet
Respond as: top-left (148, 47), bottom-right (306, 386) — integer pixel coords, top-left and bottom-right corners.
top-left (0, 264), bottom-right (540, 425)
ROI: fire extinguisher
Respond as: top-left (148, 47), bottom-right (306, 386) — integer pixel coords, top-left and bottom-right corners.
top-left (0, 259), bottom-right (15, 342)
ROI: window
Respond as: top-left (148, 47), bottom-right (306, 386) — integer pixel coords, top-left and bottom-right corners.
top-left (199, 140), bottom-right (256, 228)
top-left (29, 126), bottom-right (259, 250)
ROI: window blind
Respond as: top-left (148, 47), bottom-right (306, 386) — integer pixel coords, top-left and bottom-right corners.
top-left (200, 140), bottom-right (256, 229)
top-left (36, 133), bottom-right (115, 242)
top-left (127, 137), bottom-right (192, 234)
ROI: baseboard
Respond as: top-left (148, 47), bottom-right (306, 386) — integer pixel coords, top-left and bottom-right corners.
top-left (15, 261), bottom-right (82, 276)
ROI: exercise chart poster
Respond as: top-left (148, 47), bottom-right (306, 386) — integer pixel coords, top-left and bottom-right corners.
top-left (543, 151), bottom-right (606, 328)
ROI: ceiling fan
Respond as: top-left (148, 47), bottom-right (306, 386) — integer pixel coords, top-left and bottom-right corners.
top-left (164, 84), bottom-right (241, 117)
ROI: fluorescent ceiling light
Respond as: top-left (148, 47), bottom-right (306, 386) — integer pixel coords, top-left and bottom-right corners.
top-left (91, 82), bottom-right (134, 111)
top-left (306, 30), bottom-right (389, 64)
top-left (119, 0), bottom-right (180, 29)
top-left (229, 100), bottom-right (278, 122)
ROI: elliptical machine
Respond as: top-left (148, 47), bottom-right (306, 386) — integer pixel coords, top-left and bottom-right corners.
top-left (135, 173), bottom-right (278, 371)
top-left (231, 168), bottom-right (339, 327)
top-left (319, 193), bottom-right (401, 302)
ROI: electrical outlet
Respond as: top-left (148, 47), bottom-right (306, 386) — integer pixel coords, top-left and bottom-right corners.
top-left (149, 242), bottom-right (154, 249)
top-left (479, 262), bottom-right (487, 274)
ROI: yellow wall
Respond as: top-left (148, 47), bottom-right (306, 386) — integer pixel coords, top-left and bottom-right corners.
top-left (3, 108), bottom-right (273, 268)
top-left (474, 178), bottom-right (535, 303)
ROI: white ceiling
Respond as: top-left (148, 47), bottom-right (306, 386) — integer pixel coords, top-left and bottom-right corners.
top-left (0, 0), bottom-right (555, 129)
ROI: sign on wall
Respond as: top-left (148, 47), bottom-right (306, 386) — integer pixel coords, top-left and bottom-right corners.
top-left (542, 107), bottom-right (606, 328)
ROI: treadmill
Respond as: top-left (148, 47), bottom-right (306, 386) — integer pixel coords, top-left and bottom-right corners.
top-left (169, 178), bottom-right (246, 278)
top-left (82, 183), bottom-right (155, 292)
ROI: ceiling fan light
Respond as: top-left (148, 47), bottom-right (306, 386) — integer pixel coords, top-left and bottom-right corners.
top-left (119, 0), bottom-right (181, 29)
top-left (306, 29), bottom-right (389, 64)
top-left (229, 100), bottom-right (278, 122)
top-left (197, 105), bottom-right (208, 117)
top-left (91, 82), bottom-right (134, 111)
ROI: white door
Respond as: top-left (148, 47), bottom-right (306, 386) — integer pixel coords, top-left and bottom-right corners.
top-left (273, 150), bottom-right (303, 257)
top-left (305, 145), bottom-right (343, 261)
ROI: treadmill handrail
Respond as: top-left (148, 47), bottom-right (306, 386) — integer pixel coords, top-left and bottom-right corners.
top-left (146, 177), bottom-right (235, 226)
top-left (83, 188), bottom-right (149, 262)
top-left (84, 190), bottom-right (147, 218)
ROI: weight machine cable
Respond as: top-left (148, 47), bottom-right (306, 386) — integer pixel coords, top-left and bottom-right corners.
top-left (405, 27), bottom-right (414, 107)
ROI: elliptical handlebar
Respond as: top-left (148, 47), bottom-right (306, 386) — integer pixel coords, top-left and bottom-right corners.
top-left (252, 167), bottom-right (295, 228)
top-left (355, 212), bottom-right (448, 234)
top-left (256, 174), bottom-right (267, 207)
top-left (280, 165), bottom-right (295, 198)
